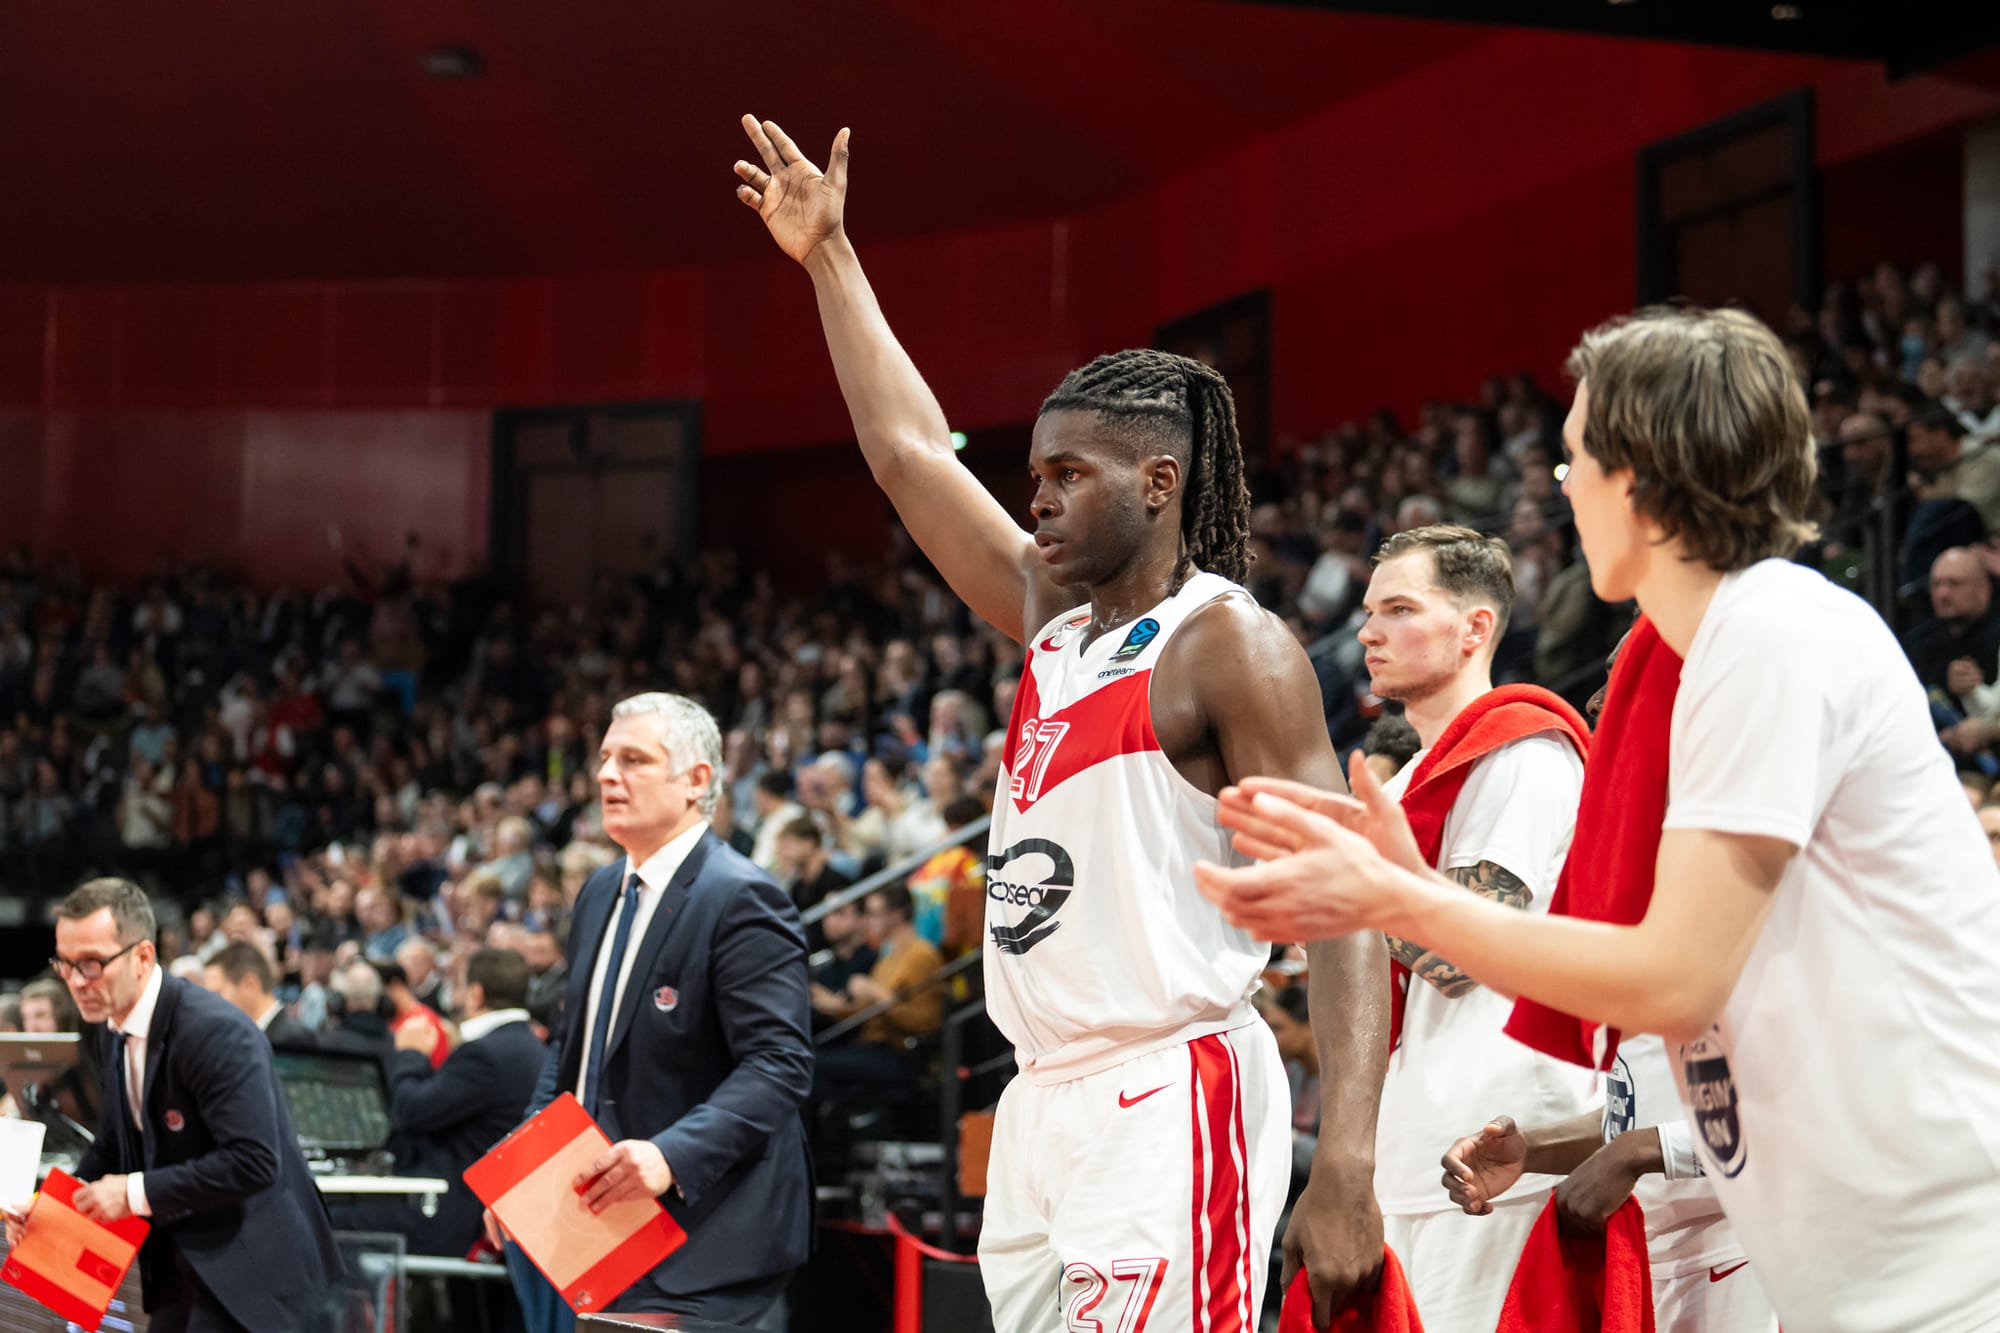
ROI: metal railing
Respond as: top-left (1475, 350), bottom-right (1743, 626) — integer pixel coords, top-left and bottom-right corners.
top-left (799, 814), bottom-right (992, 928)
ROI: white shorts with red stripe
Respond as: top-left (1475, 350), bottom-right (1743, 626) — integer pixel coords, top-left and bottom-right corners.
top-left (979, 1021), bottom-right (1289, 1333)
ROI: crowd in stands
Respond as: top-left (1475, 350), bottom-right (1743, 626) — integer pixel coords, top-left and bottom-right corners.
top-left (2, 255), bottom-right (1996, 1212)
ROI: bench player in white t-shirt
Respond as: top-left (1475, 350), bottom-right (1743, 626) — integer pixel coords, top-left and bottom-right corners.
top-left (1444, 1033), bottom-right (1778, 1333)
top-left (1358, 528), bottom-right (1597, 1332)
top-left (735, 116), bottom-right (1390, 1333)
top-left (1195, 306), bottom-right (2000, 1333)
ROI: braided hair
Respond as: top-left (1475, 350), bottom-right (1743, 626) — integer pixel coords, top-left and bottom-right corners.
top-left (1038, 349), bottom-right (1253, 587)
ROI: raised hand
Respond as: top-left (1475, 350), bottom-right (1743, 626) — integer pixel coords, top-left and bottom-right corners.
top-left (1440, 1116), bottom-right (1526, 1216)
top-left (734, 115), bottom-right (850, 266)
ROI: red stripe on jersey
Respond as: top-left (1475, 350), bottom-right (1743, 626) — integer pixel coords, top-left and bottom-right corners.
top-left (1002, 653), bottom-right (1158, 813)
top-left (1192, 1034), bottom-right (1249, 1333)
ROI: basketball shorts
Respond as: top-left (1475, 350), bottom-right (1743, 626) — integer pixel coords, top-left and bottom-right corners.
top-left (979, 1022), bottom-right (1289, 1333)
top-left (1382, 1194), bottom-right (1543, 1333)
top-left (1652, 1255), bottom-right (1779, 1333)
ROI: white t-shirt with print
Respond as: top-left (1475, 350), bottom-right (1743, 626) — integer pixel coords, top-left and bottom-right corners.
top-left (1375, 732), bottom-right (1599, 1214)
top-left (1603, 1034), bottom-right (1744, 1278)
top-left (1664, 558), bottom-right (2000, 1333)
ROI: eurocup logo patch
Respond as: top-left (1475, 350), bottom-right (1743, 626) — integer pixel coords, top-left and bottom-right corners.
top-left (653, 986), bottom-right (678, 1013)
top-left (1681, 1030), bottom-right (1748, 1177)
top-left (1109, 617), bottom-right (1161, 661)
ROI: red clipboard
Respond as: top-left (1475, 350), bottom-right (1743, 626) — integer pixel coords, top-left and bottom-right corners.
top-left (1, 1168), bottom-right (149, 1333)
top-left (463, 1093), bottom-right (686, 1313)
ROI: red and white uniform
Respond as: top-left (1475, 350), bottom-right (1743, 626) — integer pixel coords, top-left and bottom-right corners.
top-left (978, 572), bottom-right (1289, 1333)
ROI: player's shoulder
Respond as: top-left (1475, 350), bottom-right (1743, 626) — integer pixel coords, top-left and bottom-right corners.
top-left (1172, 584), bottom-right (1301, 665)
top-left (1694, 560), bottom-right (1898, 685)
top-left (1465, 732), bottom-right (1584, 798)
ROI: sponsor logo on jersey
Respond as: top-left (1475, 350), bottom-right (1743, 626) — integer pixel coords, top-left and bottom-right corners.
top-left (1095, 667), bottom-right (1135, 680)
top-left (987, 837), bottom-right (1075, 955)
top-left (1037, 613), bottom-right (1092, 654)
top-left (1109, 617), bottom-right (1161, 661)
top-left (1680, 1029), bottom-right (1748, 1177)
top-left (1603, 1052), bottom-right (1636, 1137)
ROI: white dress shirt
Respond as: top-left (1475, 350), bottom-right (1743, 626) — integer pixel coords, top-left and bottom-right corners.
top-left (107, 961), bottom-right (165, 1217)
top-left (575, 821), bottom-right (708, 1108)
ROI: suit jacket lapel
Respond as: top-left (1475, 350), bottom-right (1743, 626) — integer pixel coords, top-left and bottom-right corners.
top-left (606, 832), bottom-right (712, 1057)
top-left (558, 860), bottom-right (627, 1087)
top-left (140, 975), bottom-right (178, 1166)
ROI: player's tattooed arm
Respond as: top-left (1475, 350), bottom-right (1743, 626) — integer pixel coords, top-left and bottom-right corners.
top-left (1386, 860), bottom-right (1533, 998)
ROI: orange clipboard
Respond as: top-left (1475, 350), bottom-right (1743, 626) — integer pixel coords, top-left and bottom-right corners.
top-left (463, 1092), bottom-right (686, 1313)
top-left (0, 1168), bottom-right (149, 1333)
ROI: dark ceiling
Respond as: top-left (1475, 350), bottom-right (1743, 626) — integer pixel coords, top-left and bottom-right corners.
top-left (0, 1), bottom-right (1491, 282)
top-left (2, 2), bottom-right (1992, 284)
top-left (1258, 1), bottom-right (2000, 79)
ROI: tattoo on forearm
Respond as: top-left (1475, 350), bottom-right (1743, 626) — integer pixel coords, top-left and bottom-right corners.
top-left (1384, 860), bottom-right (1533, 999)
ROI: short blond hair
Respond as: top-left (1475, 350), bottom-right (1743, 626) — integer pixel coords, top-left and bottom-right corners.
top-left (1566, 306), bottom-right (1817, 572)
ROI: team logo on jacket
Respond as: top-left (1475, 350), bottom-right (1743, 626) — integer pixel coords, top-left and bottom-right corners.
top-left (1109, 618), bottom-right (1161, 661)
top-left (987, 838), bottom-right (1075, 955)
top-left (1680, 1030), bottom-right (1747, 1177)
top-left (164, 1109), bottom-right (185, 1133)
top-left (653, 986), bottom-right (679, 1013)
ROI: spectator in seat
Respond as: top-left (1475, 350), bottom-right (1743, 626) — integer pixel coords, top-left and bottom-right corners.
top-left (809, 897), bottom-right (878, 1025)
top-left (907, 795), bottom-right (989, 955)
top-left (772, 817), bottom-right (853, 942)
top-left (202, 940), bottom-right (316, 1048)
top-left (844, 753), bottom-right (944, 868)
top-left (1903, 547), bottom-right (2000, 722)
top-left (810, 885), bottom-right (944, 1114)
top-left (749, 770), bottom-right (806, 874)
top-left (396, 937), bottom-right (445, 1011)
top-left (377, 958), bottom-right (450, 1070)
top-left (355, 885), bottom-right (408, 961)
top-left (320, 959), bottom-right (393, 1063)
top-left (379, 948), bottom-right (544, 1255)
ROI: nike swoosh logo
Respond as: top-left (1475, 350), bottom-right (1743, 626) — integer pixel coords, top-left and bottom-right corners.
top-left (1118, 1084), bottom-right (1171, 1109)
top-left (1708, 1262), bottom-right (1749, 1284)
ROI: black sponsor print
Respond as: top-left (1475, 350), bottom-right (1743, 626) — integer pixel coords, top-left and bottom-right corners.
top-left (987, 837), bottom-right (1074, 955)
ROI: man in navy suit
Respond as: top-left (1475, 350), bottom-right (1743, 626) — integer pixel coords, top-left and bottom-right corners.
top-left (379, 946), bottom-right (545, 1255)
top-left (493, 692), bottom-right (814, 1328)
top-left (7, 878), bottom-right (340, 1332)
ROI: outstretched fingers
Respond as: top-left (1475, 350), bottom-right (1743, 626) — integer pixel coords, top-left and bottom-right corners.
top-left (740, 113), bottom-right (784, 174)
top-left (761, 119), bottom-right (820, 175)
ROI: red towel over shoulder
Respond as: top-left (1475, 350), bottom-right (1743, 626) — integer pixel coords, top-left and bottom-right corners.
top-left (1392, 685), bottom-right (1591, 1052)
top-left (1278, 1246), bottom-right (1425, 1333)
top-left (1504, 618), bottom-right (1683, 1070)
top-left (1495, 1194), bottom-right (1655, 1333)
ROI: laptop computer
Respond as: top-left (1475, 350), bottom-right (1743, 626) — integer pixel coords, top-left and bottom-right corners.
top-left (271, 1047), bottom-right (394, 1169)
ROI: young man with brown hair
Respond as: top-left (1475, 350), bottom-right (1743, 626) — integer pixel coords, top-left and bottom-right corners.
top-left (1199, 307), bottom-right (2000, 1332)
top-left (1347, 525), bottom-right (1595, 1331)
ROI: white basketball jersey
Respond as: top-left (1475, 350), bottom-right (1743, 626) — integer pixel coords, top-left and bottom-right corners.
top-left (985, 571), bottom-right (1265, 1084)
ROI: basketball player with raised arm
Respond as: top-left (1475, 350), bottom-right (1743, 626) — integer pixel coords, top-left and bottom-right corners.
top-left (735, 116), bottom-right (1387, 1332)
top-left (1194, 307), bottom-right (2000, 1332)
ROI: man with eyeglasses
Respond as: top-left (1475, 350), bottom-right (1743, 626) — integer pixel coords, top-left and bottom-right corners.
top-left (6, 877), bottom-right (339, 1332)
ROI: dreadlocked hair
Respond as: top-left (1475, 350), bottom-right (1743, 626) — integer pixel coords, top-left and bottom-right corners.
top-left (1038, 349), bottom-right (1253, 587)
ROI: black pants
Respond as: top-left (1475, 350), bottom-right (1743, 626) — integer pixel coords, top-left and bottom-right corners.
top-left (146, 1252), bottom-right (255, 1333)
